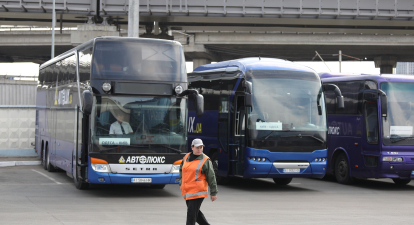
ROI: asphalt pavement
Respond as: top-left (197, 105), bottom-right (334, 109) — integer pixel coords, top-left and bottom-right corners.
top-left (1, 165), bottom-right (414, 225)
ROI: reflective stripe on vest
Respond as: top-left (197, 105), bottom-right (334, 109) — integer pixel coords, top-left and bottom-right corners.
top-left (181, 153), bottom-right (210, 200)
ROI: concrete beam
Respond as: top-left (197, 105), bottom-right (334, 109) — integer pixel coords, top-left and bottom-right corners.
top-left (71, 24), bottom-right (119, 46)
top-left (193, 59), bottom-right (212, 69)
top-left (194, 33), bottom-right (414, 46)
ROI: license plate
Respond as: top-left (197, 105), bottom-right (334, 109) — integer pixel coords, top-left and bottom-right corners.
top-left (283, 169), bottom-right (300, 173)
top-left (131, 178), bottom-right (152, 183)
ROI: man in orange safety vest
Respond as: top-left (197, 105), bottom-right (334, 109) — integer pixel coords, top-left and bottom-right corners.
top-left (179, 138), bottom-right (218, 225)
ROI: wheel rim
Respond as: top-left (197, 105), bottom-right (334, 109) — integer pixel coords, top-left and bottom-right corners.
top-left (337, 159), bottom-right (348, 178)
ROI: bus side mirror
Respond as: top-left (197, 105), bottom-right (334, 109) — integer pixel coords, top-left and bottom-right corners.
top-left (323, 84), bottom-right (344, 109)
top-left (378, 90), bottom-right (388, 117)
top-left (82, 90), bottom-right (93, 115)
top-left (242, 80), bottom-right (252, 94)
top-left (363, 89), bottom-right (379, 101)
top-left (179, 89), bottom-right (204, 117)
top-left (364, 89), bottom-right (387, 117)
top-left (195, 93), bottom-right (204, 117)
top-left (245, 93), bottom-right (253, 108)
top-left (243, 80), bottom-right (253, 107)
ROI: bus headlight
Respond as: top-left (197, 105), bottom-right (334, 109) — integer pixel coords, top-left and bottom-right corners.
top-left (175, 85), bottom-right (183, 95)
top-left (91, 164), bottom-right (111, 173)
top-left (102, 82), bottom-right (111, 92)
top-left (170, 165), bottom-right (181, 173)
top-left (383, 157), bottom-right (403, 162)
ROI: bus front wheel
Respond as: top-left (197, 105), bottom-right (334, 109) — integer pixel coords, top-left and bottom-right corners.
top-left (273, 178), bottom-right (292, 185)
top-left (392, 178), bottom-right (411, 186)
top-left (335, 153), bottom-right (355, 184)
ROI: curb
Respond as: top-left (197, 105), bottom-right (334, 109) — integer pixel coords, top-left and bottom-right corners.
top-left (0, 161), bottom-right (41, 167)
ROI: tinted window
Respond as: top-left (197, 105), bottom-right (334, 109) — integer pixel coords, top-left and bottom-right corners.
top-left (92, 40), bottom-right (185, 82)
top-left (79, 48), bottom-right (92, 82)
top-left (325, 81), bottom-right (364, 115)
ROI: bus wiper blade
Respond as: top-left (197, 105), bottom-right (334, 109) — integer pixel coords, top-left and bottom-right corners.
top-left (261, 130), bottom-right (277, 142)
top-left (391, 136), bottom-right (414, 143)
top-left (156, 144), bottom-right (182, 153)
top-left (98, 145), bottom-right (149, 152)
top-left (282, 134), bottom-right (325, 143)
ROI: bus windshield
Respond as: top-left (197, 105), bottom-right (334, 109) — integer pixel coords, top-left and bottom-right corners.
top-left (92, 40), bottom-right (186, 81)
top-left (246, 70), bottom-right (327, 142)
top-left (91, 96), bottom-right (187, 153)
top-left (381, 82), bottom-right (414, 146)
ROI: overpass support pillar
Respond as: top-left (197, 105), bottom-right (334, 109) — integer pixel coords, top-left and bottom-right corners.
top-left (183, 35), bottom-right (218, 69)
top-left (375, 55), bottom-right (397, 74)
top-left (193, 59), bottom-right (212, 69)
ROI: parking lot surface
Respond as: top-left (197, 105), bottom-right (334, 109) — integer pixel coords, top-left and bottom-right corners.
top-left (1, 165), bottom-right (414, 225)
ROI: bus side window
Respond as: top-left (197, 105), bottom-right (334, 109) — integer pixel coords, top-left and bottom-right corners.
top-left (365, 102), bottom-right (379, 144)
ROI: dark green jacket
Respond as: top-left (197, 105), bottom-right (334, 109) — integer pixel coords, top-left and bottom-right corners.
top-left (179, 153), bottom-right (218, 196)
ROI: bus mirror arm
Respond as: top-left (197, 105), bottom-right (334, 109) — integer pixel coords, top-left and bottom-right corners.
top-left (323, 84), bottom-right (344, 109)
top-left (378, 89), bottom-right (388, 117)
top-left (82, 90), bottom-right (93, 115)
top-left (242, 80), bottom-right (252, 94)
top-left (179, 89), bottom-right (204, 117)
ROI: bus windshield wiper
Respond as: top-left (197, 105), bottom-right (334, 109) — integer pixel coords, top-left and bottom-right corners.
top-left (390, 135), bottom-right (414, 143)
top-left (281, 134), bottom-right (325, 143)
top-left (261, 130), bottom-right (277, 142)
top-left (157, 144), bottom-right (182, 153)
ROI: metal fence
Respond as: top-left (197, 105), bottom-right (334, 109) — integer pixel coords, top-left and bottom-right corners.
top-left (0, 79), bottom-right (37, 153)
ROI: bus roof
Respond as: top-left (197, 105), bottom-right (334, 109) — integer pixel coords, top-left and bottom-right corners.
top-left (192, 57), bottom-right (316, 74)
top-left (40, 37), bottom-right (181, 70)
top-left (319, 72), bottom-right (414, 83)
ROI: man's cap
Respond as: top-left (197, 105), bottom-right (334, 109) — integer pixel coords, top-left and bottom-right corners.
top-left (191, 138), bottom-right (204, 147)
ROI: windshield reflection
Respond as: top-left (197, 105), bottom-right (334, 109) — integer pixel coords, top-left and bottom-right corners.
top-left (91, 96), bottom-right (187, 153)
top-left (246, 70), bottom-right (327, 140)
top-left (381, 82), bottom-right (414, 146)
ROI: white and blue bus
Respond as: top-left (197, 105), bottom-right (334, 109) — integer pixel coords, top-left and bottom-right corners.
top-left (187, 58), bottom-right (343, 185)
top-left (35, 37), bottom-right (203, 189)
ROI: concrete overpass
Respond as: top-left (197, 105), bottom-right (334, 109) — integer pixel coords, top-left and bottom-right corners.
top-left (0, 0), bottom-right (414, 72)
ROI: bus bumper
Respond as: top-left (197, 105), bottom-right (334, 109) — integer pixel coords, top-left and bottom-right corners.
top-left (243, 147), bottom-right (327, 179)
top-left (88, 165), bottom-right (181, 185)
top-left (378, 161), bottom-right (414, 179)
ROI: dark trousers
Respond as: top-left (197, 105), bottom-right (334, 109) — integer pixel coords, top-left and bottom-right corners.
top-left (186, 198), bottom-right (210, 225)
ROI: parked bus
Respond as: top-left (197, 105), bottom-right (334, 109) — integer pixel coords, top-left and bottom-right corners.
top-left (320, 73), bottom-right (414, 185)
top-left (35, 37), bottom-right (203, 189)
top-left (187, 58), bottom-right (344, 185)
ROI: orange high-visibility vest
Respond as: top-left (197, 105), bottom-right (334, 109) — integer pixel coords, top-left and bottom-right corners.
top-left (180, 153), bottom-right (209, 200)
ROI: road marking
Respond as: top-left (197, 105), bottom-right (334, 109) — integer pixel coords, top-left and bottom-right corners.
top-left (31, 169), bottom-right (62, 184)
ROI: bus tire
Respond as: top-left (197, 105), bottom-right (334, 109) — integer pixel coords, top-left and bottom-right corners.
top-left (273, 178), bottom-right (293, 185)
top-left (42, 145), bottom-right (47, 170)
top-left (334, 153), bottom-right (355, 184)
top-left (150, 184), bottom-right (166, 189)
top-left (392, 178), bottom-right (411, 186)
top-left (73, 170), bottom-right (89, 190)
top-left (211, 152), bottom-right (228, 185)
top-left (46, 146), bottom-right (55, 172)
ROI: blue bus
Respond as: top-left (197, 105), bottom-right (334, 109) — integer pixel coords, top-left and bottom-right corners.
top-left (320, 73), bottom-right (414, 185)
top-left (35, 37), bottom-right (203, 189)
top-left (187, 58), bottom-right (343, 185)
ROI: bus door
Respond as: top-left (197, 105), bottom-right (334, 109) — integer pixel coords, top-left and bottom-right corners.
top-left (231, 95), bottom-right (246, 176)
top-left (361, 97), bottom-right (380, 172)
top-left (217, 96), bottom-right (230, 177)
